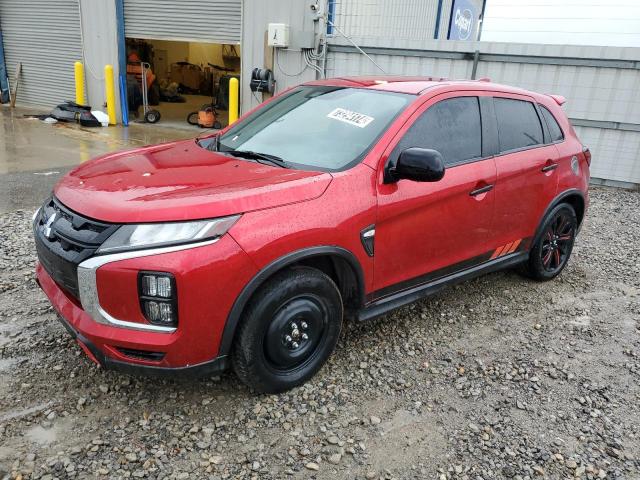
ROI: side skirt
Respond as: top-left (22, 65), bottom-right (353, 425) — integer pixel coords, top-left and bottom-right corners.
top-left (357, 251), bottom-right (529, 322)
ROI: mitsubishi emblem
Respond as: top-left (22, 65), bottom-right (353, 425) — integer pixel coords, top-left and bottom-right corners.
top-left (43, 212), bottom-right (57, 239)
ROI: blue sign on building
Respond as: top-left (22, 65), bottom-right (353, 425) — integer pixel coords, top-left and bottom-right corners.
top-left (448, 0), bottom-right (482, 41)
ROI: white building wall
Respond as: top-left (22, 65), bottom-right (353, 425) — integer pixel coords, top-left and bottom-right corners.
top-left (481, 0), bottom-right (640, 48)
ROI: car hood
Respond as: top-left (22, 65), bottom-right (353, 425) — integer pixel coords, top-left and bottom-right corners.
top-left (54, 140), bottom-right (332, 223)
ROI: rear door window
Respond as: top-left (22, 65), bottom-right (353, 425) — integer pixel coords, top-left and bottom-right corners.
top-left (539, 105), bottom-right (564, 142)
top-left (393, 96), bottom-right (482, 166)
top-left (494, 98), bottom-right (543, 152)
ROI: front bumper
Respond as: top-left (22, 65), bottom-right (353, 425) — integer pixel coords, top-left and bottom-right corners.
top-left (35, 234), bottom-right (258, 375)
top-left (52, 310), bottom-right (228, 377)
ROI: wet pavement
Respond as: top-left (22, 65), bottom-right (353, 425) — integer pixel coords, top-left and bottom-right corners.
top-left (0, 106), bottom-right (197, 213)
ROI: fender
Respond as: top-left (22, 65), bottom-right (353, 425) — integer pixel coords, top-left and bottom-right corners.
top-left (531, 188), bottom-right (585, 248)
top-left (217, 246), bottom-right (365, 356)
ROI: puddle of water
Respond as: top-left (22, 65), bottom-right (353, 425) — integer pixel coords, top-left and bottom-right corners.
top-left (569, 315), bottom-right (591, 327)
top-left (25, 425), bottom-right (58, 445)
top-left (0, 401), bottom-right (53, 422)
top-left (0, 358), bottom-right (16, 373)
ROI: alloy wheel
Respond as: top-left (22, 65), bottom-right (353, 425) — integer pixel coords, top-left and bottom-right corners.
top-left (540, 211), bottom-right (575, 273)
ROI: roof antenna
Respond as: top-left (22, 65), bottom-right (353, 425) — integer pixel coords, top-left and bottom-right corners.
top-left (325, 19), bottom-right (387, 74)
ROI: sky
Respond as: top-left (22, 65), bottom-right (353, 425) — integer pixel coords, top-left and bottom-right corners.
top-left (480, 0), bottom-right (640, 47)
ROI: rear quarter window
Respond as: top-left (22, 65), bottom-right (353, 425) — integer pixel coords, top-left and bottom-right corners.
top-left (494, 98), bottom-right (544, 152)
top-left (539, 105), bottom-right (565, 142)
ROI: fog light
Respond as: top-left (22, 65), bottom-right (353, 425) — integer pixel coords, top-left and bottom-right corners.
top-left (138, 272), bottom-right (177, 326)
top-left (141, 275), bottom-right (157, 296)
top-left (141, 274), bottom-right (172, 298)
top-left (143, 300), bottom-right (174, 324)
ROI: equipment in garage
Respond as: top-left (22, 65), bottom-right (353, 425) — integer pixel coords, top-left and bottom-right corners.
top-left (187, 102), bottom-right (222, 129)
top-left (122, 0), bottom-right (241, 128)
top-left (140, 62), bottom-right (160, 123)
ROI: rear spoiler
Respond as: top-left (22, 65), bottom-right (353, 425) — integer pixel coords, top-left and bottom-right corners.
top-left (548, 94), bottom-right (566, 106)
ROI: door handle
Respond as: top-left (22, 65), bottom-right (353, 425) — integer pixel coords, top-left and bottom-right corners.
top-left (541, 162), bottom-right (558, 172)
top-left (469, 184), bottom-right (494, 196)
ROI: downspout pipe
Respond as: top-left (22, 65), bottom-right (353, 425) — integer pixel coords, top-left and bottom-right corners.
top-left (434, 0), bottom-right (444, 39)
top-left (115, 0), bottom-right (129, 125)
top-left (0, 27), bottom-right (9, 103)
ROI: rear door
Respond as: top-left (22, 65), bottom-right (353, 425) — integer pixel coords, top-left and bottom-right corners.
top-left (489, 95), bottom-right (559, 254)
top-left (372, 92), bottom-right (497, 299)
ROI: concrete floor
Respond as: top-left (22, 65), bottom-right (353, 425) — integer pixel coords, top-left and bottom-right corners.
top-left (129, 94), bottom-right (229, 131)
top-left (0, 105), bottom-right (196, 213)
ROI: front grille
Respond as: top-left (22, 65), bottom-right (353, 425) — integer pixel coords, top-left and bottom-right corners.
top-left (34, 198), bottom-right (119, 299)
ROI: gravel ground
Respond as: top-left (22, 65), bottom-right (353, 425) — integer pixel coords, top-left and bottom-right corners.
top-left (0, 186), bottom-right (639, 480)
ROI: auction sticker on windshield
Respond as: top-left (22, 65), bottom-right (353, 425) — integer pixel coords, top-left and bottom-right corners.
top-left (327, 108), bottom-right (374, 128)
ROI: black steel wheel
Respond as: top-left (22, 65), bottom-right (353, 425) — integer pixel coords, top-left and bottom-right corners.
top-left (263, 294), bottom-right (328, 372)
top-left (232, 267), bottom-right (343, 393)
top-left (521, 203), bottom-right (577, 281)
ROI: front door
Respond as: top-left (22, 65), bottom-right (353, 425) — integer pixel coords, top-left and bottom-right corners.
top-left (372, 93), bottom-right (497, 300)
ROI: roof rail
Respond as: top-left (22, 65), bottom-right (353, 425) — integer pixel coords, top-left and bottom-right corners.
top-left (476, 77), bottom-right (491, 82)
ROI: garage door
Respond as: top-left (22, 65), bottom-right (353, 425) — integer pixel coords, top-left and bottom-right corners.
top-left (123, 0), bottom-right (242, 44)
top-left (0, 0), bottom-right (82, 108)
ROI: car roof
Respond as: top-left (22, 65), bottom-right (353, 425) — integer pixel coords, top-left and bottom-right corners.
top-left (305, 76), bottom-right (542, 99)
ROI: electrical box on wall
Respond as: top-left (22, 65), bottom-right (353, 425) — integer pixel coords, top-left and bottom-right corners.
top-left (267, 23), bottom-right (290, 48)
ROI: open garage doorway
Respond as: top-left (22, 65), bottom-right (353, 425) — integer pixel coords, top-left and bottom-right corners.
top-left (125, 38), bottom-right (240, 130)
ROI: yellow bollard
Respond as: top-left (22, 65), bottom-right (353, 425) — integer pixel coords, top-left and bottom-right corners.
top-left (104, 64), bottom-right (117, 125)
top-left (74, 61), bottom-right (85, 105)
top-left (229, 77), bottom-right (239, 125)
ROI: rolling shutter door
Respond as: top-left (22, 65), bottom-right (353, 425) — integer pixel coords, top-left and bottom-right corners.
top-left (123, 0), bottom-right (242, 44)
top-left (0, 0), bottom-right (82, 108)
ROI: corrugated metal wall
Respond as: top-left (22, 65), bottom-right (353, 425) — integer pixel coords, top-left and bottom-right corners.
top-left (326, 36), bottom-right (640, 185)
top-left (79, 0), bottom-right (120, 119)
top-left (123, 0), bottom-right (242, 44)
top-left (241, 0), bottom-right (318, 113)
top-left (0, 0), bottom-right (82, 108)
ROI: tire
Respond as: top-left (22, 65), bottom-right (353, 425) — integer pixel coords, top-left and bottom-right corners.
top-left (144, 110), bottom-right (161, 124)
top-left (232, 267), bottom-right (343, 393)
top-left (187, 111), bottom-right (199, 125)
top-left (520, 203), bottom-right (578, 281)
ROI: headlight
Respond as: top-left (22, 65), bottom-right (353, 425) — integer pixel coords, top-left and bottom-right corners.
top-left (97, 215), bottom-right (240, 254)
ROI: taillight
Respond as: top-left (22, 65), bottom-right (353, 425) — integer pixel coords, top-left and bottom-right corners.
top-left (582, 146), bottom-right (591, 166)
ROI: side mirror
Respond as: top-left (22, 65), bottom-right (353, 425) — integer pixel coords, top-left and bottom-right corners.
top-left (385, 148), bottom-right (445, 183)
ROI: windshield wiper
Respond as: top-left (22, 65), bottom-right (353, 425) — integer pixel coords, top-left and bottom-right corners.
top-left (225, 150), bottom-right (288, 168)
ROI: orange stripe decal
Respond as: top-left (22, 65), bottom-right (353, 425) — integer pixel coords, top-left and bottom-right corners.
top-left (501, 242), bottom-right (514, 256)
top-left (506, 239), bottom-right (522, 254)
top-left (490, 244), bottom-right (506, 260)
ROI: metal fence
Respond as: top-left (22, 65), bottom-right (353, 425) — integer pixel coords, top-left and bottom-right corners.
top-left (329, 0), bottom-right (452, 41)
top-left (325, 35), bottom-right (640, 186)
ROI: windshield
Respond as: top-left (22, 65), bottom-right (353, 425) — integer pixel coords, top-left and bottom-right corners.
top-left (202, 86), bottom-right (412, 171)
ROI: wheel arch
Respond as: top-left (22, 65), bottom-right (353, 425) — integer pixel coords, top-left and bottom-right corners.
top-left (218, 246), bottom-right (365, 356)
top-left (532, 189), bottom-right (585, 246)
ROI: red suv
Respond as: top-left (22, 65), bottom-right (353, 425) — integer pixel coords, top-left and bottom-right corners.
top-left (34, 77), bottom-right (589, 393)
